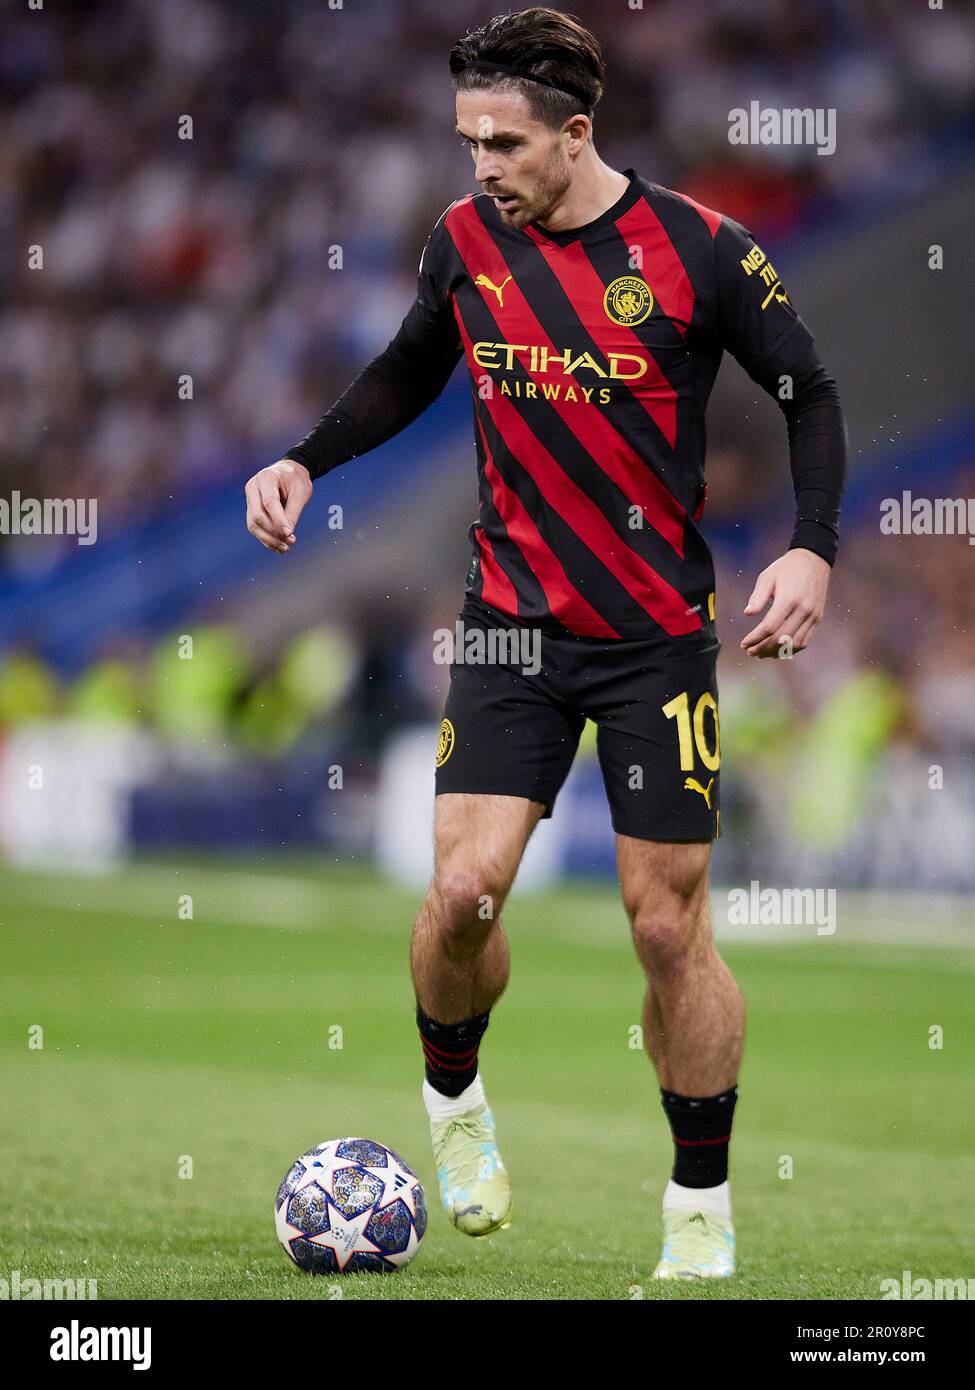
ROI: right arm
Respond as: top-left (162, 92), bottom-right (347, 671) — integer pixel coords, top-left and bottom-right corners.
top-left (246, 216), bottom-right (463, 553)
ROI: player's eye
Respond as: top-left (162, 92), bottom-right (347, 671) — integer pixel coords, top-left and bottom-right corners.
top-left (458, 137), bottom-right (515, 154)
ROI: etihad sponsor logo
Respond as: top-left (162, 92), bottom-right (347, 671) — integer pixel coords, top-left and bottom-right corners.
top-left (475, 272), bottom-right (512, 308)
top-left (472, 339), bottom-right (648, 404)
top-left (473, 340), bottom-right (646, 386)
top-left (603, 275), bottom-right (654, 326)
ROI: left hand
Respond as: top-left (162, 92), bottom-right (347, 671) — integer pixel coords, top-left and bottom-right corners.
top-left (740, 548), bottom-right (831, 658)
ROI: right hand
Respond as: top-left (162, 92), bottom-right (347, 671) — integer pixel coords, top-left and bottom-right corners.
top-left (244, 459), bottom-right (313, 553)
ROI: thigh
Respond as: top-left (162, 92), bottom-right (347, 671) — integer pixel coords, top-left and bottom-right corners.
top-left (592, 642), bottom-right (721, 842)
top-left (616, 834), bottom-right (713, 926)
top-left (432, 793), bottom-right (546, 901)
top-left (435, 651), bottom-right (585, 820)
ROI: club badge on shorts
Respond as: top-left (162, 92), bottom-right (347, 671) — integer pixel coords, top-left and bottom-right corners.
top-left (436, 718), bottom-right (455, 767)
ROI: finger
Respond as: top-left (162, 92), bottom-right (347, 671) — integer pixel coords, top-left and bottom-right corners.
top-left (247, 510), bottom-right (290, 553)
top-left (752, 602), bottom-right (816, 659)
top-left (743, 571), bottom-right (774, 616)
top-left (258, 482), bottom-right (293, 541)
top-left (757, 635), bottom-right (794, 658)
top-left (789, 610), bottom-right (821, 652)
top-left (740, 597), bottom-right (799, 654)
top-left (740, 612), bottom-right (786, 652)
top-left (244, 477), bottom-right (261, 518)
top-left (281, 484), bottom-right (310, 534)
top-left (255, 528), bottom-right (291, 554)
top-left (245, 478), bottom-right (291, 552)
top-left (771, 599), bottom-right (819, 656)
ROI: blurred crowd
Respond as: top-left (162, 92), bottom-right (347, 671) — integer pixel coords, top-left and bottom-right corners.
top-left (712, 461), bottom-right (975, 889)
top-left (2, 0), bottom-right (974, 530)
top-left (2, 467), bottom-right (975, 886)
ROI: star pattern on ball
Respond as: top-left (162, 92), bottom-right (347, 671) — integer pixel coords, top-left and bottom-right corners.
top-left (304, 1195), bottom-right (384, 1271)
top-left (292, 1156), bottom-right (328, 1194)
top-left (362, 1162), bottom-right (420, 1218)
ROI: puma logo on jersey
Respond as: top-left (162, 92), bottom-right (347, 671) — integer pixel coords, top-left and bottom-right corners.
top-left (683, 776), bottom-right (715, 809)
top-left (475, 273), bottom-right (512, 308)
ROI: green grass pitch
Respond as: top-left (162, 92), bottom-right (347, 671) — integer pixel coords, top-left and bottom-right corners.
top-left (1, 856), bottom-right (972, 1301)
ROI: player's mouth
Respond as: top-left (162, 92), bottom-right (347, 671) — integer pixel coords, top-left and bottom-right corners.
top-left (491, 193), bottom-right (520, 211)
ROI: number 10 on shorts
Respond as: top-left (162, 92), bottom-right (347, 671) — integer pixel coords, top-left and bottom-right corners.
top-left (661, 690), bottom-right (721, 772)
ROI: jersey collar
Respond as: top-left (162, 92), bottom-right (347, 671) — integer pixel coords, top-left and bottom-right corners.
top-left (522, 168), bottom-right (641, 247)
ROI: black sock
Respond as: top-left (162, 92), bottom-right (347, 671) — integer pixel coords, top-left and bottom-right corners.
top-left (416, 1004), bottom-right (491, 1097)
top-left (661, 1085), bottom-right (738, 1189)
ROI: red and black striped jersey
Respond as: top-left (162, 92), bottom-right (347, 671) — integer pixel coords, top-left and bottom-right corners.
top-left (286, 168), bottom-right (844, 643)
top-left (408, 169), bottom-right (821, 641)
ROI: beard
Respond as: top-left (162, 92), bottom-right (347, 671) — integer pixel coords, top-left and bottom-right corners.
top-left (496, 145), bottom-right (571, 231)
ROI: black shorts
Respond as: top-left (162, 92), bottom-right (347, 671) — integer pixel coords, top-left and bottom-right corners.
top-left (434, 596), bottom-right (721, 842)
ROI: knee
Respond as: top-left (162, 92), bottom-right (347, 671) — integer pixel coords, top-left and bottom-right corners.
top-left (628, 894), bottom-right (705, 977)
top-left (431, 864), bottom-right (505, 943)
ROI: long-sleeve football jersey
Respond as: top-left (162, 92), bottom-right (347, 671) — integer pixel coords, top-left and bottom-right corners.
top-left (286, 169), bottom-right (846, 642)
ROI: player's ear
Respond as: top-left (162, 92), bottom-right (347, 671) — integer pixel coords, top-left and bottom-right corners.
top-left (563, 113), bottom-right (591, 152)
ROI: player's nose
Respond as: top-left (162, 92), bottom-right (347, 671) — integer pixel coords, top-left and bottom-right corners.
top-left (474, 152), bottom-right (504, 185)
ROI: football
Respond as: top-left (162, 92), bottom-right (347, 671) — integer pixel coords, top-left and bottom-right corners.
top-left (274, 1137), bottom-right (426, 1274)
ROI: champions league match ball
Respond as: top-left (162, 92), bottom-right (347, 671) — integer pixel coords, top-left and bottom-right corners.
top-left (274, 1138), bottom-right (426, 1274)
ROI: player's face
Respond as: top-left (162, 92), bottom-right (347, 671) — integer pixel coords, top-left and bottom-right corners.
top-left (455, 88), bottom-right (574, 231)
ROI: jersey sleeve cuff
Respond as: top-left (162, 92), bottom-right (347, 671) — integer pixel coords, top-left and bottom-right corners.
top-left (789, 519), bottom-right (838, 566)
top-left (283, 412), bottom-right (365, 482)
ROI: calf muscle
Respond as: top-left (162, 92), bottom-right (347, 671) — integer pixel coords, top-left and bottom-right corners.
top-left (410, 794), bottom-right (544, 1024)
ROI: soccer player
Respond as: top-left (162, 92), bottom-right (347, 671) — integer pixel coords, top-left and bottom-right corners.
top-left (245, 7), bottom-right (846, 1279)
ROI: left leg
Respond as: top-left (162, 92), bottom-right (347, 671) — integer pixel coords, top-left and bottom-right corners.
top-left (576, 620), bottom-right (739, 1272)
top-left (617, 835), bottom-right (745, 1278)
top-left (616, 836), bottom-right (744, 1095)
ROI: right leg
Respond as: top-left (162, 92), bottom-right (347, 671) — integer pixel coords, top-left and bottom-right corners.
top-left (411, 791), bottom-right (544, 1237)
top-left (416, 600), bottom-right (583, 1232)
top-left (410, 791), bottom-right (545, 1024)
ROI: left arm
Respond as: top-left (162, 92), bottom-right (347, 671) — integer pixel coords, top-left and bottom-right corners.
top-left (712, 218), bottom-right (848, 657)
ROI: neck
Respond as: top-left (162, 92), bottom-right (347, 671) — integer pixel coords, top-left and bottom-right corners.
top-left (536, 150), bottom-right (629, 233)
